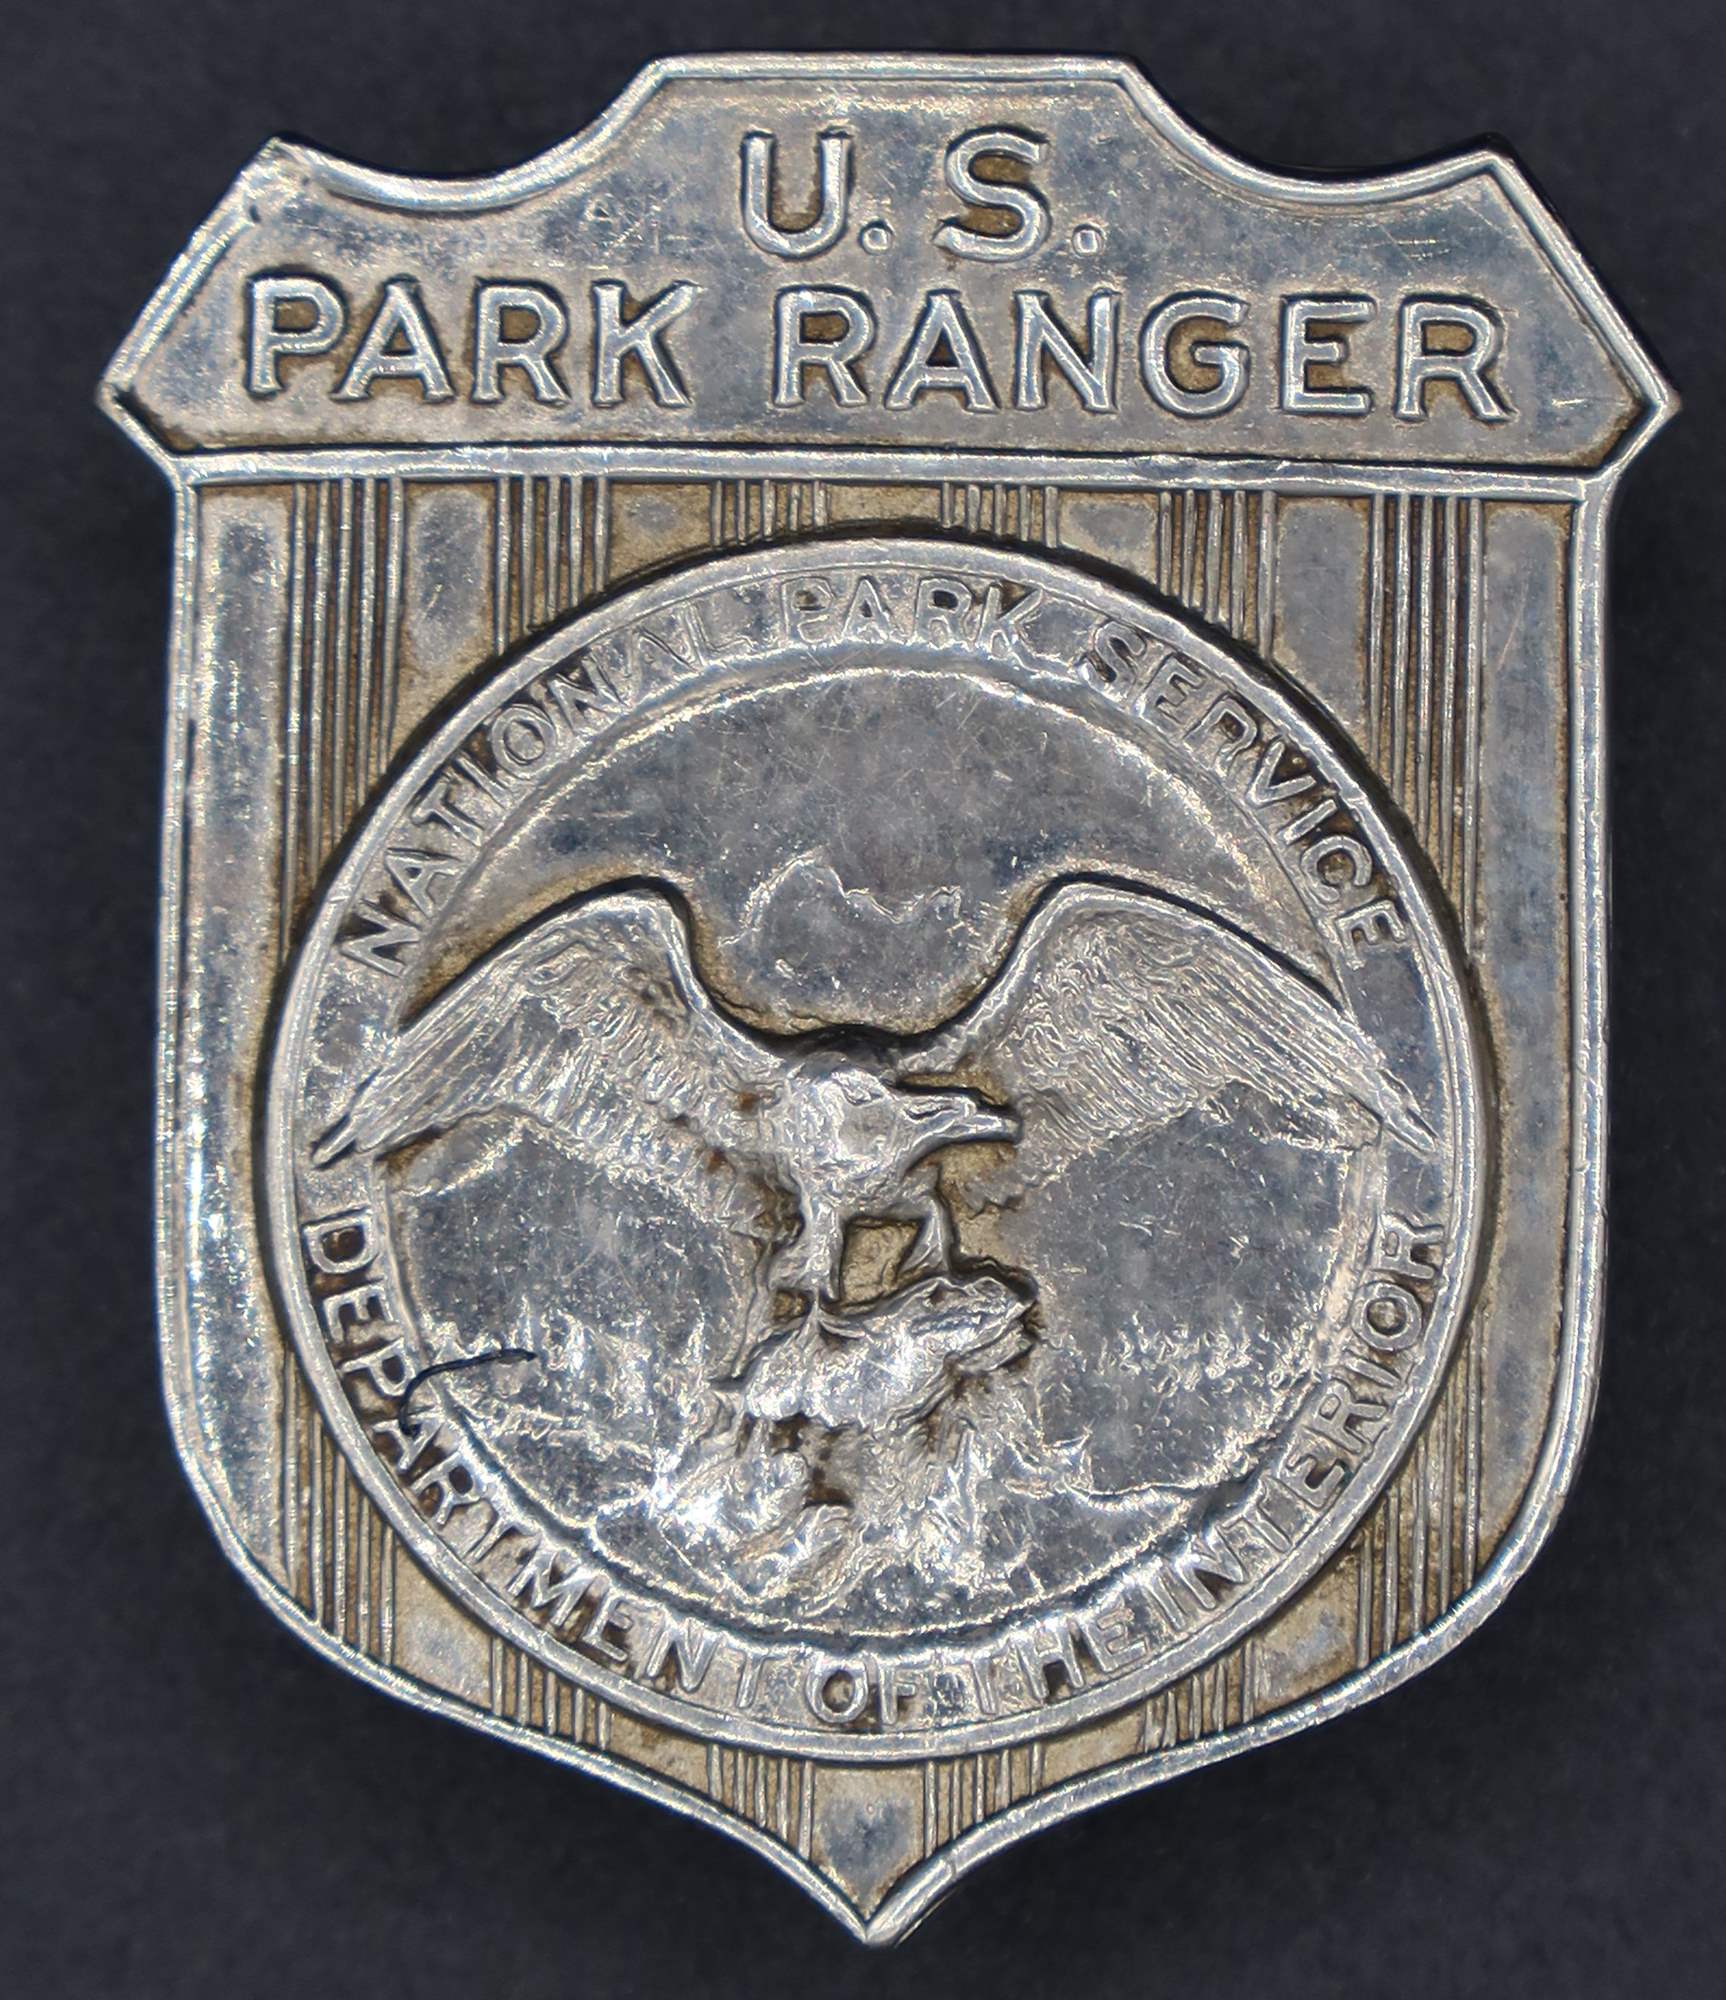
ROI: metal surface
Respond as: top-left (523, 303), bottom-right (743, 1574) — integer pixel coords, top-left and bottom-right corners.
top-left (103, 55), bottom-right (1672, 1941)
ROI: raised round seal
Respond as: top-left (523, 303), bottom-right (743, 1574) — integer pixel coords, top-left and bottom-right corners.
top-left (264, 536), bottom-right (1485, 1754)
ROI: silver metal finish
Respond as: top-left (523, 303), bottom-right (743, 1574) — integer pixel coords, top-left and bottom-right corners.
top-left (104, 55), bottom-right (1671, 1941)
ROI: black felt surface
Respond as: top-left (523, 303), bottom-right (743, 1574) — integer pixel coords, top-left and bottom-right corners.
top-left (4, 3), bottom-right (1721, 1993)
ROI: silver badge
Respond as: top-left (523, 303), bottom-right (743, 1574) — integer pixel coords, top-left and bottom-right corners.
top-left (104, 56), bottom-right (1671, 1940)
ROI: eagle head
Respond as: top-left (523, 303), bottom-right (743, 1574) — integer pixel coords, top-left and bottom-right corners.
top-left (790, 1052), bottom-right (1017, 1184)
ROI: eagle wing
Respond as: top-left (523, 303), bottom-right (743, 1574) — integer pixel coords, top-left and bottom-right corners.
top-left (311, 886), bottom-right (776, 1180)
top-left (905, 880), bottom-right (1436, 1186)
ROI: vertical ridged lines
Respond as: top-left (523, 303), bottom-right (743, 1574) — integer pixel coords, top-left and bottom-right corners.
top-left (1138, 1645), bottom-right (1261, 1753)
top-left (1141, 487), bottom-right (1277, 652)
top-left (918, 1746), bottom-right (1056, 1857)
top-left (1364, 493), bottom-right (1485, 939)
top-left (704, 1748), bottom-right (817, 1858)
top-left (279, 1240), bottom-right (398, 1660)
top-left (278, 476), bottom-right (407, 1659)
top-left (278, 477), bottom-right (405, 943)
top-left (938, 480), bottom-right (1062, 544)
top-left (1118, 483), bottom-right (1281, 1750)
top-left (285, 474), bottom-right (622, 1700)
top-left (492, 473), bottom-right (608, 650)
top-left (482, 1636), bottom-right (611, 1752)
top-left (478, 471), bottom-right (624, 1726)
top-left (1354, 492), bottom-right (1489, 1669)
top-left (710, 476), bottom-right (829, 544)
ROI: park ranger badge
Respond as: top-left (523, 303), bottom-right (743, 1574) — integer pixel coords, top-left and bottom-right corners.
top-left (104, 57), bottom-right (1670, 1940)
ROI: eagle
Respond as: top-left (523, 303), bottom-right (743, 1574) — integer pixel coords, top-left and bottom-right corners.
top-left (312, 876), bottom-right (1435, 1332)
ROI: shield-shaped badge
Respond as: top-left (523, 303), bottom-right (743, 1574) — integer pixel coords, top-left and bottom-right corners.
top-left (103, 57), bottom-right (1672, 1941)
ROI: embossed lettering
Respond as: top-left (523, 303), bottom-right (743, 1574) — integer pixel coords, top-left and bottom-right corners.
top-left (335, 279), bottom-right (455, 402)
top-left (935, 129), bottom-right (1050, 261)
top-left (1334, 896), bottom-right (1408, 964)
top-left (1140, 293), bottom-right (1249, 416)
top-left (1280, 296), bottom-right (1375, 416)
top-left (1396, 297), bottom-right (1511, 422)
top-left (472, 282), bottom-right (570, 404)
top-left (971, 581), bottom-right (1041, 660)
top-left (1013, 291), bottom-right (1119, 411)
top-left (247, 274), bottom-right (346, 396)
top-left (740, 129), bottom-right (852, 258)
top-left (884, 289), bottom-right (998, 411)
top-left (337, 899), bottom-right (421, 978)
top-left (805, 1657), bottom-right (870, 1723)
top-left (772, 287), bottom-right (874, 407)
top-left (504, 1541), bottom-right (598, 1631)
top-left (300, 1209), bottom-right (376, 1275)
top-left (639, 1616), bottom-right (720, 1693)
top-left (591, 280), bottom-right (697, 407)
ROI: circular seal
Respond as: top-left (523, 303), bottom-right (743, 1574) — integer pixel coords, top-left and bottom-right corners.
top-left (264, 536), bottom-right (1485, 1756)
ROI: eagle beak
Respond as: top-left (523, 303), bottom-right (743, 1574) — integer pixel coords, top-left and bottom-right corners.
top-left (905, 1090), bottom-right (1019, 1155)
top-left (968, 1105), bottom-right (1020, 1146)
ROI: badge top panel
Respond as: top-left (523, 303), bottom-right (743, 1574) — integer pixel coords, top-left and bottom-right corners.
top-left (109, 58), bottom-right (1661, 471)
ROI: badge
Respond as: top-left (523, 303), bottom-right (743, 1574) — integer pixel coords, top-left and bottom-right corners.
top-left (104, 57), bottom-right (1672, 1940)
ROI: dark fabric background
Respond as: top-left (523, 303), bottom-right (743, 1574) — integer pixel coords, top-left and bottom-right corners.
top-left (5, 3), bottom-right (1721, 1993)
